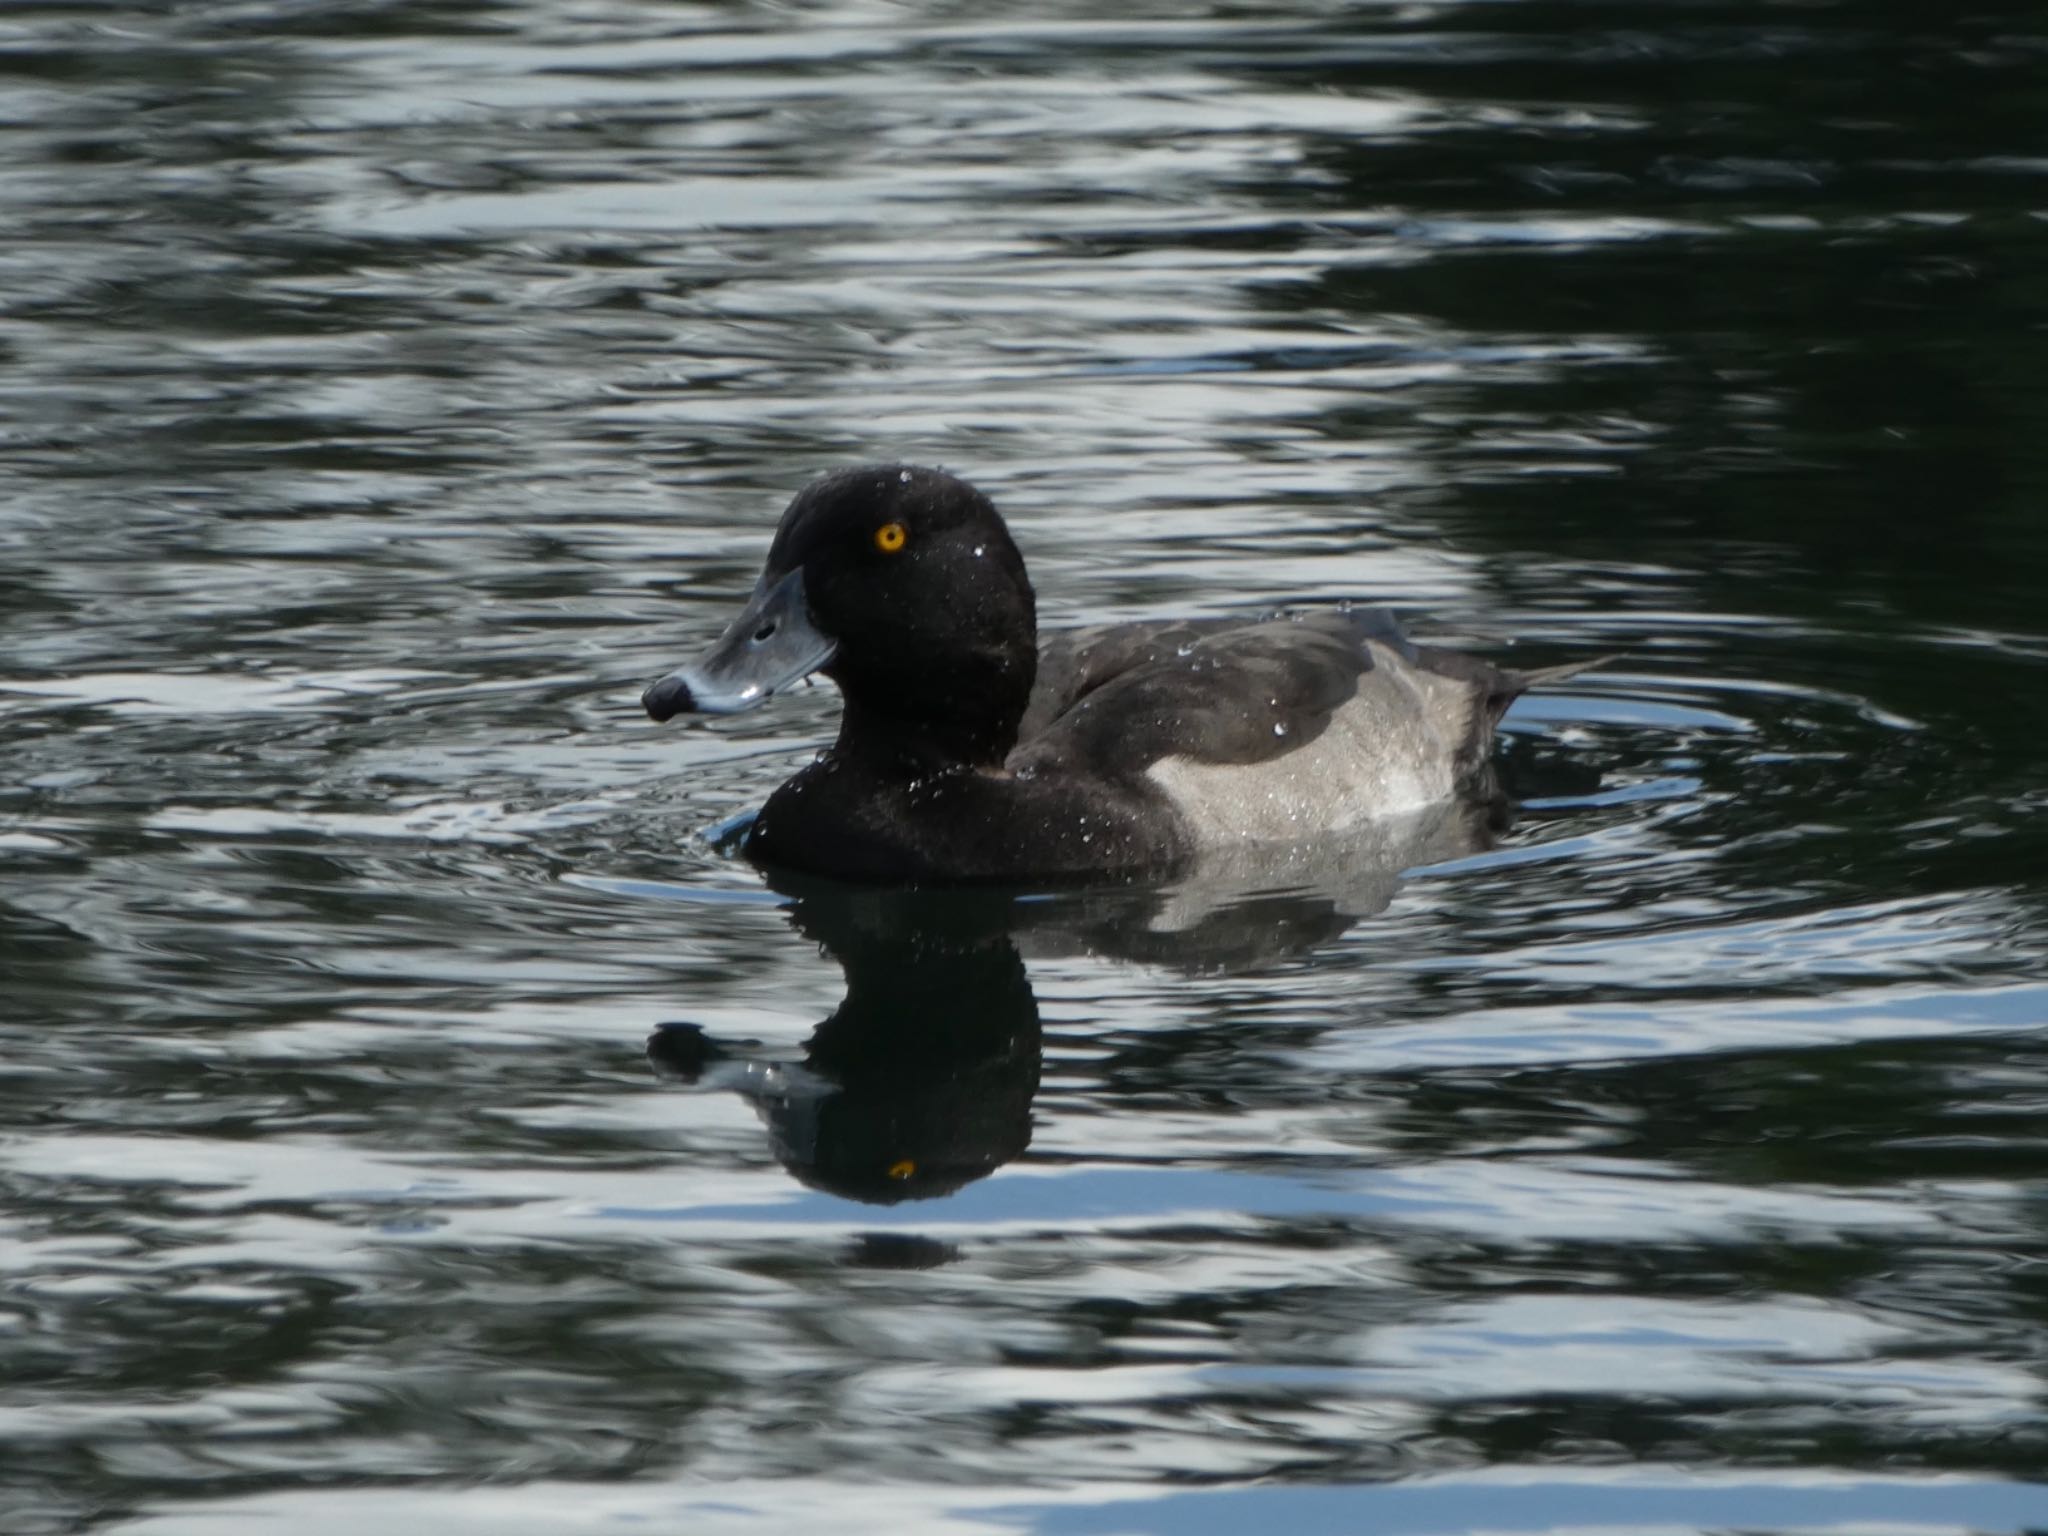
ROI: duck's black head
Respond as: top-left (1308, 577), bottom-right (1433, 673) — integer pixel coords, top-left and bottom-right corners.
top-left (642, 466), bottom-right (1038, 765)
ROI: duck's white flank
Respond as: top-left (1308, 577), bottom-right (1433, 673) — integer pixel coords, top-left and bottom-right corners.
top-left (1142, 642), bottom-right (1482, 850)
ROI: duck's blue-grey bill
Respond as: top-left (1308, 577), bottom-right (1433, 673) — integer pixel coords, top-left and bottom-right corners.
top-left (643, 567), bottom-right (837, 720)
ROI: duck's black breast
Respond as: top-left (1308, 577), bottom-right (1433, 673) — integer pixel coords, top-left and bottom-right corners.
top-left (743, 739), bottom-right (1183, 884)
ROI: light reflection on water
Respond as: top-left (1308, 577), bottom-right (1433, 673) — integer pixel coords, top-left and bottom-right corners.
top-left (4, 0), bottom-right (2048, 1532)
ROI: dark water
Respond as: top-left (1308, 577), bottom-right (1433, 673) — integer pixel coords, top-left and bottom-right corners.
top-left (5, 2), bottom-right (2048, 1532)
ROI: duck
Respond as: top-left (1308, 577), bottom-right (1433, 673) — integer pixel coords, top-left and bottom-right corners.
top-left (641, 465), bottom-right (1596, 884)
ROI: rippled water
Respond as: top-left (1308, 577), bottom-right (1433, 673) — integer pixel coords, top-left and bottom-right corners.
top-left (5, 2), bottom-right (2048, 1532)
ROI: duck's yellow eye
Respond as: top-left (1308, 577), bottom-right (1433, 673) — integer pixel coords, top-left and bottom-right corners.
top-left (874, 521), bottom-right (908, 555)
top-left (887, 1158), bottom-right (916, 1180)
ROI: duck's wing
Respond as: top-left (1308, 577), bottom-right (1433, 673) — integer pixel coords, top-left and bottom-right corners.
top-left (1021, 619), bottom-right (1236, 743)
top-left (1014, 610), bottom-right (1601, 844)
top-left (1024, 608), bottom-right (1462, 735)
top-left (1018, 609), bottom-right (1447, 769)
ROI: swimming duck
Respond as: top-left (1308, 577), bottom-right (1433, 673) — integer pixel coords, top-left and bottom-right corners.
top-left (642, 465), bottom-right (1593, 884)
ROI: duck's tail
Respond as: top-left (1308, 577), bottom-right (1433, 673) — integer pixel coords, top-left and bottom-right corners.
top-left (1513, 654), bottom-right (1620, 691)
top-left (1486, 653), bottom-right (1622, 722)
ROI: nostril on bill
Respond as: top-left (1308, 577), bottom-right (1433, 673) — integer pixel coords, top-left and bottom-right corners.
top-left (754, 621), bottom-right (777, 642)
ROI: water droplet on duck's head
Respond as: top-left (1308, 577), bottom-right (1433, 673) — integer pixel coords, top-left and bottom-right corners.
top-left (1273, 722), bottom-right (1288, 737)
top-left (899, 468), bottom-right (913, 483)
top-left (973, 544), bottom-right (985, 557)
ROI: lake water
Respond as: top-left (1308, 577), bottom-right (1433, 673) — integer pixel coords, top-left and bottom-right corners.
top-left (4, 2), bottom-right (2047, 1532)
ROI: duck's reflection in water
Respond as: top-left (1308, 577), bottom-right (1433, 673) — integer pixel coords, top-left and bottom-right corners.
top-left (648, 796), bottom-right (1501, 1204)
top-left (650, 885), bottom-right (1039, 1203)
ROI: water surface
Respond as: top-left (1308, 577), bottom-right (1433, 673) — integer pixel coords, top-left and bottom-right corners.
top-left (4, 2), bottom-right (2048, 1532)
